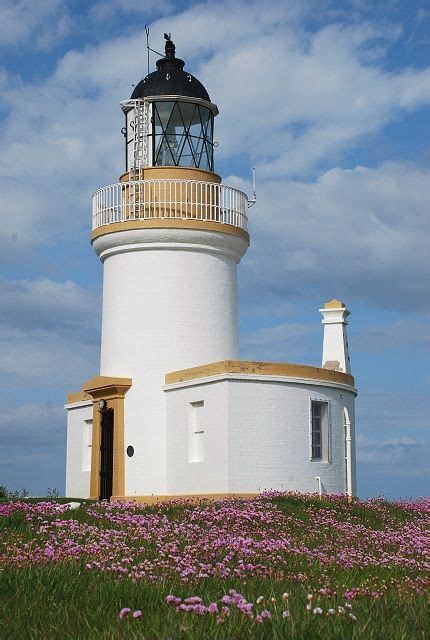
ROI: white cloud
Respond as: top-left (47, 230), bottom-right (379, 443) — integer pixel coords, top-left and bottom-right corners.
top-left (357, 435), bottom-right (422, 464)
top-left (243, 161), bottom-right (430, 312)
top-left (0, 402), bottom-right (64, 447)
top-left (88, 0), bottom-right (173, 21)
top-left (0, 276), bottom-right (100, 389)
top-left (356, 390), bottom-right (430, 497)
top-left (354, 319), bottom-right (430, 351)
top-left (0, 276), bottom-right (99, 332)
top-left (0, 332), bottom-right (98, 389)
top-left (0, 1), bottom-right (429, 311)
top-left (0, 0), bottom-right (71, 48)
top-left (240, 322), bottom-right (318, 363)
top-left (357, 391), bottom-right (430, 433)
top-left (0, 401), bottom-right (67, 494)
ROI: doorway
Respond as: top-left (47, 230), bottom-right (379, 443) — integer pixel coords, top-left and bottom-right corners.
top-left (99, 408), bottom-right (114, 500)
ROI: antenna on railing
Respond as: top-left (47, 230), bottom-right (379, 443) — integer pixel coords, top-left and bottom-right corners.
top-left (145, 26), bottom-right (150, 76)
top-left (144, 25), bottom-right (164, 75)
top-left (248, 167), bottom-right (257, 207)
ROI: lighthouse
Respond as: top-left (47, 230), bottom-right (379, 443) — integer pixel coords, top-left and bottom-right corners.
top-left (65, 36), bottom-right (357, 501)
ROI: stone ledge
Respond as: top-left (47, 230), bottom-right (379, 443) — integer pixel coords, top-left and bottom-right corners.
top-left (165, 360), bottom-right (354, 387)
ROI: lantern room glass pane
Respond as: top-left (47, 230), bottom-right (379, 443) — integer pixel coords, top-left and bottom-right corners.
top-left (151, 100), bottom-right (214, 171)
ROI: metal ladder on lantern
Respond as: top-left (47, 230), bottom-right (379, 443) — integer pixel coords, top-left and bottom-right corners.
top-left (131, 99), bottom-right (149, 181)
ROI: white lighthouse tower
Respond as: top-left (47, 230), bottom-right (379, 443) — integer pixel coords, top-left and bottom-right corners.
top-left (65, 36), bottom-right (357, 501)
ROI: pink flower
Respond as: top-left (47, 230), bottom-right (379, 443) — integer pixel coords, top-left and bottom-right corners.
top-left (208, 602), bottom-right (218, 614)
top-left (133, 610), bottom-right (142, 618)
top-left (282, 609), bottom-right (290, 618)
top-left (119, 608), bottom-right (131, 619)
top-left (254, 615), bottom-right (263, 624)
top-left (261, 609), bottom-right (271, 619)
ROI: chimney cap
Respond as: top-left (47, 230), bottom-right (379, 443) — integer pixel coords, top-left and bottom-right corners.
top-left (323, 298), bottom-right (346, 309)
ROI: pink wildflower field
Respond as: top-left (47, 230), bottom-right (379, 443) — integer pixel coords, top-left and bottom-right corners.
top-left (0, 493), bottom-right (429, 638)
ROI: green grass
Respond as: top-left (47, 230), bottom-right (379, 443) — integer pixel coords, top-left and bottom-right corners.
top-left (1, 564), bottom-right (427, 639)
top-left (0, 495), bottom-right (428, 639)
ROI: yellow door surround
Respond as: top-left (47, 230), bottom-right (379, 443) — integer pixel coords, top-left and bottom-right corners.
top-left (82, 375), bottom-right (132, 500)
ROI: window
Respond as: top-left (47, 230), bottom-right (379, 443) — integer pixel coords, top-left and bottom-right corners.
top-left (82, 419), bottom-right (93, 472)
top-left (150, 101), bottom-right (214, 171)
top-left (311, 401), bottom-right (329, 462)
top-left (189, 401), bottom-right (204, 463)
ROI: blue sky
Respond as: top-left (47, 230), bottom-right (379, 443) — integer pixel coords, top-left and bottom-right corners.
top-left (0, 0), bottom-right (429, 498)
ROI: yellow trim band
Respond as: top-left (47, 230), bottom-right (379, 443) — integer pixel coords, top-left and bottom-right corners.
top-left (165, 360), bottom-right (354, 387)
top-left (119, 166), bottom-right (221, 184)
top-left (91, 219), bottom-right (250, 243)
top-left (67, 390), bottom-right (92, 403)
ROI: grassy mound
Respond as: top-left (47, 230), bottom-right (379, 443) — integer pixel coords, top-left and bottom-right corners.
top-left (0, 494), bottom-right (428, 639)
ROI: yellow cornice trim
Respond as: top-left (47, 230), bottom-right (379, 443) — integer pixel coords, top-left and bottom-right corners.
top-left (67, 390), bottom-right (92, 403)
top-left (119, 166), bottom-right (222, 184)
top-left (165, 360), bottom-right (354, 387)
top-left (83, 375), bottom-right (132, 399)
top-left (324, 298), bottom-right (346, 309)
top-left (91, 219), bottom-right (250, 243)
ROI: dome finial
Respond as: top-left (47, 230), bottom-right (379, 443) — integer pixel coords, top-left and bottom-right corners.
top-left (156, 34), bottom-right (185, 72)
top-left (164, 32), bottom-right (175, 59)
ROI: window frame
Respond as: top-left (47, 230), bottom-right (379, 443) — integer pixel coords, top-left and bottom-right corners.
top-left (150, 99), bottom-right (214, 171)
top-left (309, 399), bottom-right (331, 463)
top-left (188, 400), bottom-right (205, 463)
top-left (82, 418), bottom-right (93, 473)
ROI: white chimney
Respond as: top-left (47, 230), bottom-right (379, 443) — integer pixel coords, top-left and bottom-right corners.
top-left (319, 299), bottom-right (351, 374)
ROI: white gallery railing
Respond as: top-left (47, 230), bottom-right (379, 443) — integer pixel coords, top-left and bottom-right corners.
top-left (92, 179), bottom-right (249, 232)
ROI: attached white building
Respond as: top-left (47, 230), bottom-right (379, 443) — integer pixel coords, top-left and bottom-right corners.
top-left (65, 36), bottom-right (357, 501)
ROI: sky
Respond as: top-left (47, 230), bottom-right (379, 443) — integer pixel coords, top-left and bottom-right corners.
top-left (0, 0), bottom-right (429, 499)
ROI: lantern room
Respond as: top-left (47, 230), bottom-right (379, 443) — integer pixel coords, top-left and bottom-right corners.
top-left (121, 35), bottom-right (218, 175)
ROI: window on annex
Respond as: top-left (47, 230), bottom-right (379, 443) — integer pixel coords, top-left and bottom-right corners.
top-left (310, 401), bottom-right (329, 462)
top-left (82, 418), bottom-right (93, 472)
top-left (189, 401), bottom-right (205, 463)
top-left (151, 101), bottom-right (214, 171)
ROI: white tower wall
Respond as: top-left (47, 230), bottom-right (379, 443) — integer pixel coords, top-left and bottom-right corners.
top-left (93, 227), bottom-right (248, 495)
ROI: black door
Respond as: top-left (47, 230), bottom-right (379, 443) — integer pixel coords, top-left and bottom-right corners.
top-left (100, 409), bottom-right (114, 500)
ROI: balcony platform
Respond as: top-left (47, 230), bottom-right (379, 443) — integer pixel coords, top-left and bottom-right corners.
top-left (92, 176), bottom-right (249, 236)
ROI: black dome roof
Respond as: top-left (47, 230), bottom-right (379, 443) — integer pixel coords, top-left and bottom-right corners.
top-left (131, 37), bottom-right (210, 102)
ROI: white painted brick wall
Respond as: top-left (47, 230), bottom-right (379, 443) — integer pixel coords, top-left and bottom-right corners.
top-left (65, 400), bottom-right (93, 498)
top-left (165, 376), bottom-right (356, 496)
top-left (165, 381), bottom-right (229, 494)
top-left (228, 379), bottom-right (355, 494)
